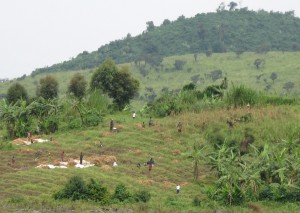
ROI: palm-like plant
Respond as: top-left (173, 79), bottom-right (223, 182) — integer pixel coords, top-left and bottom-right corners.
top-left (188, 143), bottom-right (207, 181)
top-left (0, 99), bottom-right (31, 138)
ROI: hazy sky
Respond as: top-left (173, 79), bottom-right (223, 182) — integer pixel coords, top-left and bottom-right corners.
top-left (1, 0), bottom-right (299, 79)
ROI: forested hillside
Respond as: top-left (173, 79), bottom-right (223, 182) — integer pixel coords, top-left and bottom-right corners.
top-left (31, 8), bottom-right (300, 76)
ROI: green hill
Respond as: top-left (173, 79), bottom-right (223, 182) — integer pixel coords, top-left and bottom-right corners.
top-left (1, 51), bottom-right (299, 110)
top-left (30, 9), bottom-right (300, 76)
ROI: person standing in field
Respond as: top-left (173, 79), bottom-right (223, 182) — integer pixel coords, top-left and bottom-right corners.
top-left (80, 152), bottom-right (83, 164)
top-left (147, 158), bottom-right (154, 172)
top-left (176, 184), bottom-right (180, 194)
top-left (109, 119), bottom-right (114, 132)
top-left (61, 151), bottom-right (65, 162)
top-left (148, 117), bottom-right (153, 127)
top-left (176, 121), bottom-right (182, 132)
top-left (132, 112), bottom-right (136, 119)
top-left (27, 131), bottom-right (31, 141)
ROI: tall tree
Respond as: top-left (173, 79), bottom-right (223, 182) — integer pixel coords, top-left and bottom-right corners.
top-left (6, 83), bottom-right (28, 104)
top-left (110, 66), bottom-right (140, 110)
top-left (90, 58), bottom-right (118, 92)
top-left (90, 59), bottom-right (139, 110)
top-left (38, 75), bottom-right (59, 100)
top-left (68, 73), bottom-right (87, 101)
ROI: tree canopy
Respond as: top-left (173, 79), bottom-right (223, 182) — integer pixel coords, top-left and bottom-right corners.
top-left (38, 75), bottom-right (59, 100)
top-left (67, 73), bottom-right (87, 100)
top-left (90, 59), bottom-right (139, 110)
top-left (6, 83), bottom-right (28, 104)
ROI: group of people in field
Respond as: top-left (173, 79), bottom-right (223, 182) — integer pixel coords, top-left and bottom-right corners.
top-left (13, 111), bottom-right (181, 194)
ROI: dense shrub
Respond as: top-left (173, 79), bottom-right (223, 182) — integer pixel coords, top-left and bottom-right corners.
top-left (85, 179), bottom-right (110, 204)
top-left (54, 177), bottom-right (149, 205)
top-left (134, 190), bottom-right (151, 203)
top-left (68, 118), bottom-right (81, 129)
top-left (112, 184), bottom-right (131, 202)
top-left (54, 176), bottom-right (87, 201)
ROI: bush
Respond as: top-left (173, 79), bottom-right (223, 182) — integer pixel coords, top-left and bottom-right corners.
top-left (134, 190), bottom-right (151, 203)
top-left (68, 118), bottom-right (81, 129)
top-left (54, 176), bottom-right (86, 201)
top-left (113, 184), bottom-right (131, 202)
top-left (192, 197), bottom-right (201, 206)
top-left (85, 113), bottom-right (101, 127)
top-left (86, 179), bottom-right (110, 204)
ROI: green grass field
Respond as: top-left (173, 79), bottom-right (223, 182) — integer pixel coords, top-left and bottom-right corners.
top-left (1, 105), bottom-right (300, 212)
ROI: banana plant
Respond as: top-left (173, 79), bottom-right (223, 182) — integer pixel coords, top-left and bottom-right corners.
top-left (187, 143), bottom-right (207, 181)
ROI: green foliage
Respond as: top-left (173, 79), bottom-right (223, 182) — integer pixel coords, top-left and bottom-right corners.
top-left (283, 81), bottom-right (295, 93)
top-left (113, 184), bottom-right (131, 202)
top-left (90, 58), bottom-right (118, 92)
top-left (41, 116), bottom-right (59, 134)
top-left (31, 10), bottom-right (300, 74)
top-left (110, 66), bottom-right (140, 110)
top-left (68, 118), bottom-right (81, 129)
top-left (225, 85), bottom-right (258, 107)
top-left (67, 73), bottom-right (87, 100)
top-left (54, 176), bottom-right (87, 201)
top-left (38, 75), bottom-right (59, 99)
top-left (54, 177), bottom-right (145, 205)
top-left (145, 92), bottom-right (180, 117)
top-left (85, 179), bottom-right (110, 204)
top-left (0, 141), bottom-right (13, 150)
top-left (192, 197), bottom-right (201, 206)
top-left (182, 83), bottom-right (196, 91)
top-left (134, 190), bottom-right (151, 203)
top-left (6, 83), bottom-right (28, 104)
top-left (86, 91), bottom-right (110, 114)
top-left (90, 59), bottom-right (139, 110)
top-left (188, 143), bottom-right (207, 180)
top-left (0, 99), bottom-right (32, 138)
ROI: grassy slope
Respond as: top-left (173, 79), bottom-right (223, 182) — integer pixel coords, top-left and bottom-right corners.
top-left (1, 106), bottom-right (300, 212)
top-left (0, 51), bottom-right (300, 110)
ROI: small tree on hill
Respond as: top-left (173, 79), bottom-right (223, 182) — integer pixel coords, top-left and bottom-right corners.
top-left (270, 72), bottom-right (278, 83)
top-left (6, 83), bottom-right (28, 104)
top-left (38, 75), bottom-right (58, 99)
top-left (283, 81), bottom-right (294, 94)
top-left (254, 59), bottom-right (265, 70)
top-left (68, 73), bottom-right (87, 101)
top-left (174, 60), bottom-right (186, 70)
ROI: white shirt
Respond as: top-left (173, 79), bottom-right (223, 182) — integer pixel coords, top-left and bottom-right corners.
top-left (176, 185), bottom-right (180, 190)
